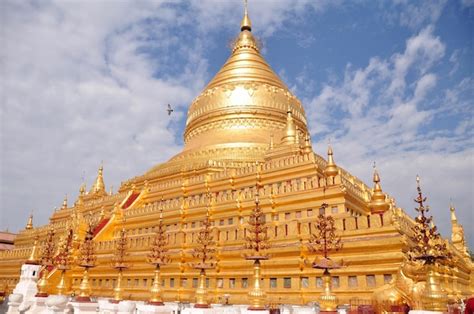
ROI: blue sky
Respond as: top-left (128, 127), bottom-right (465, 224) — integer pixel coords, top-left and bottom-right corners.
top-left (1, 0), bottom-right (472, 249)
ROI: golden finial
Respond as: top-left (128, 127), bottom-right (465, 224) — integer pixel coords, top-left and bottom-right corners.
top-left (449, 200), bottom-right (458, 223)
top-left (26, 213), bottom-right (33, 230)
top-left (368, 163), bottom-right (389, 214)
top-left (90, 163), bottom-right (106, 195)
top-left (61, 195), bottom-right (68, 210)
top-left (324, 144), bottom-right (338, 179)
top-left (372, 162), bottom-right (381, 189)
top-left (241, 0), bottom-right (252, 31)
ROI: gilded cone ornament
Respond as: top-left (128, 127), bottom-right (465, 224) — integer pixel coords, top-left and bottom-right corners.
top-left (307, 203), bottom-right (343, 312)
top-left (147, 201), bottom-right (170, 305)
top-left (408, 176), bottom-right (450, 311)
top-left (76, 221), bottom-right (97, 302)
top-left (245, 162), bottom-right (270, 311)
top-left (36, 226), bottom-right (56, 297)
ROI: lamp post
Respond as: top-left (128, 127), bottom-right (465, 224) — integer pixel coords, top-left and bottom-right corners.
top-left (76, 221), bottom-right (97, 302)
top-left (36, 226), bottom-right (56, 297)
top-left (244, 163), bottom-right (270, 311)
top-left (147, 200), bottom-right (170, 305)
top-left (55, 226), bottom-right (74, 295)
top-left (111, 226), bottom-right (129, 303)
top-left (307, 203), bottom-right (343, 312)
top-left (189, 181), bottom-right (216, 308)
top-left (408, 176), bottom-right (450, 312)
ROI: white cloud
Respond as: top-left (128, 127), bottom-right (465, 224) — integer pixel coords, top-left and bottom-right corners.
top-left (305, 25), bottom-right (473, 247)
top-left (0, 0), bottom-right (340, 232)
top-left (391, 0), bottom-right (447, 29)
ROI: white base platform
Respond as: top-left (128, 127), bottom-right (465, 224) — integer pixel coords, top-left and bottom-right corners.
top-left (44, 295), bottom-right (72, 313)
top-left (6, 293), bottom-right (22, 314)
top-left (25, 296), bottom-right (48, 313)
top-left (70, 301), bottom-right (99, 313)
top-left (136, 303), bottom-right (174, 314)
top-left (409, 311), bottom-right (444, 314)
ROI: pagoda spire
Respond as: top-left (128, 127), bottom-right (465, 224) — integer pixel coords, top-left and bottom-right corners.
top-left (368, 163), bottom-right (390, 214)
top-left (90, 163), bottom-right (106, 195)
top-left (25, 213), bottom-right (33, 230)
top-left (241, 0), bottom-right (252, 31)
top-left (324, 145), bottom-right (338, 182)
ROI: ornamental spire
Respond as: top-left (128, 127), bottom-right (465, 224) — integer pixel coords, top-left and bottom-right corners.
top-left (25, 214), bottom-right (33, 230)
top-left (241, 0), bottom-right (252, 31)
top-left (26, 233), bottom-right (40, 264)
top-left (368, 163), bottom-right (389, 214)
top-left (450, 202), bottom-right (458, 224)
top-left (61, 195), bottom-right (68, 210)
top-left (303, 132), bottom-right (313, 154)
top-left (324, 144), bottom-right (338, 180)
top-left (90, 163), bottom-right (106, 195)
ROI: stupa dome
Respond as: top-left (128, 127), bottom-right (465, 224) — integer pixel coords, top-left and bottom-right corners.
top-left (146, 9), bottom-right (309, 176)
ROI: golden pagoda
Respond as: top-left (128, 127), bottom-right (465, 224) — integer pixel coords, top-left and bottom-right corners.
top-left (0, 5), bottom-right (472, 309)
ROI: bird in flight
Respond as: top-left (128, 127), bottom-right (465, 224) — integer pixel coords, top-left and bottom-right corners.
top-left (167, 104), bottom-right (174, 116)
